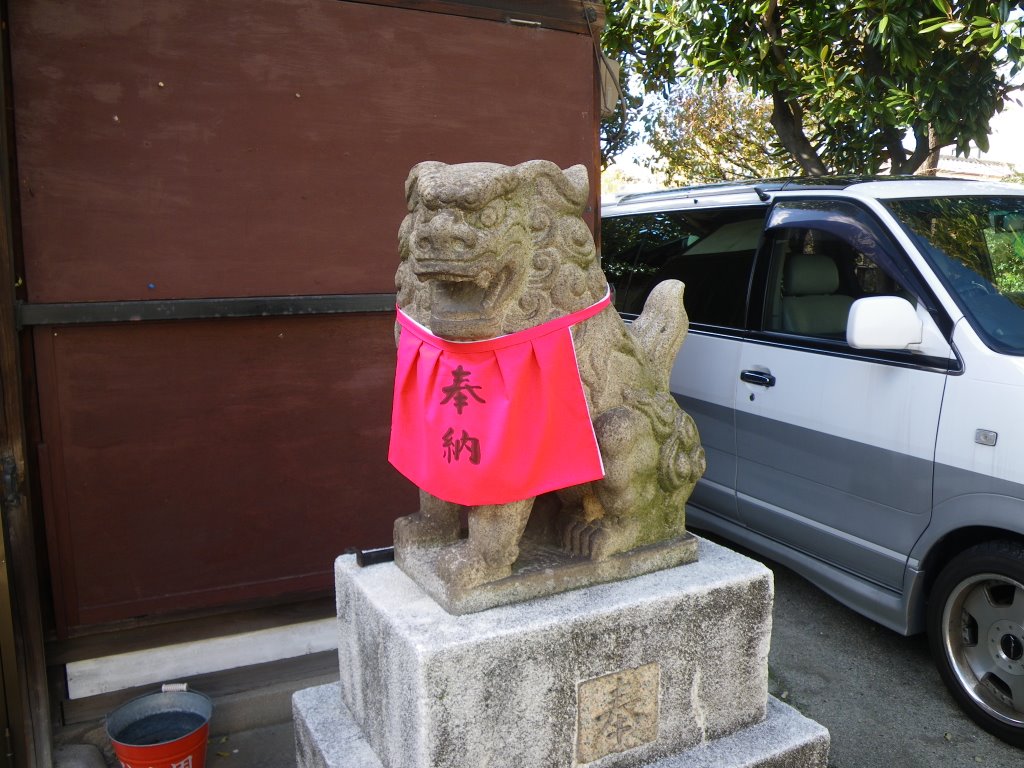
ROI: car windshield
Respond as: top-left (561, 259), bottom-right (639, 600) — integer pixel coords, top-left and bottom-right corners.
top-left (884, 195), bottom-right (1024, 355)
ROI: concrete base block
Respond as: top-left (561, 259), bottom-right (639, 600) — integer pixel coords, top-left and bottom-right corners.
top-left (329, 537), bottom-right (817, 768)
top-left (340, 539), bottom-right (772, 767)
top-left (295, 537), bottom-right (828, 768)
top-left (294, 684), bottom-right (829, 768)
top-left (295, 683), bottom-right (383, 768)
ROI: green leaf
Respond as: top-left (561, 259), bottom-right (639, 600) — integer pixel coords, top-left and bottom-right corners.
top-left (919, 18), bottom-right (954, 34)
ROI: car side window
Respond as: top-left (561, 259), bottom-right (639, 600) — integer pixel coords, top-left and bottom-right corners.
top-left (763, 226), bottom-right (913, 340)
top-left (601, 209), bottom-right (766, 329)
top-left (602, 212), bottom-right (696, 317)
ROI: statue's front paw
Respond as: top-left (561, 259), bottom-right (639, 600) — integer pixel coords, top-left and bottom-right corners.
top-left (561, 517), bottom-right (639, 561)
top-left (394, 512), bottom-right (459, 548)
top-left (438, 541), bottom-right (511, 591)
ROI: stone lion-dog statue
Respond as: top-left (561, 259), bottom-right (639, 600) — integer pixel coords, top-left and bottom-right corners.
top-left (388, 159), bottom-right (705, 612)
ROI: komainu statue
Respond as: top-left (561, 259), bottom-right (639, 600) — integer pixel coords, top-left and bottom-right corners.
top-left (387, 160), bottom-right (705, 613)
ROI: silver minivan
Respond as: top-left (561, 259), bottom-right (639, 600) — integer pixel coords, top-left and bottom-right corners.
top-left (602, 177), bottom-right (1024, 746)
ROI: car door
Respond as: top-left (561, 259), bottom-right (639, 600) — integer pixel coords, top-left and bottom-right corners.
top-left (734, 199), bottom-right (954, 590)
top-left (602, 207), bottom-right (768, 524)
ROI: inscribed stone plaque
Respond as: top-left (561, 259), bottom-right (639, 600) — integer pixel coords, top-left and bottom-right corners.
top-left (576, 663), bottom-right (660, 763)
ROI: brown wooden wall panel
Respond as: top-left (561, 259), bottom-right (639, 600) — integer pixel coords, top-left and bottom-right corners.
top-left (12, 0), bottom-right (600, 632)
top-left (346, 0), bottom-right (604, 33)
top-left (34, 314), bottom-right (414, 629)
top-left (11, 0), bottom-right (598, 303)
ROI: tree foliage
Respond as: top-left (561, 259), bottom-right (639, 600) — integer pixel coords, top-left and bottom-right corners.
top-left (600, 0), bottom-right (684, 166)
top-left (603, 0), bottom-right (1024, 175)
top-left (645, 81), bottom-right (800, 183)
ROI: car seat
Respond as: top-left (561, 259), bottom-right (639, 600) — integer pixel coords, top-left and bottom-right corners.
top-left (780, 252), bottom-right (854, 336)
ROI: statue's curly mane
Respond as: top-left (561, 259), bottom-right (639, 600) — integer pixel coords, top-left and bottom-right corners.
top-left (396, 160), bottom-right (607, 334)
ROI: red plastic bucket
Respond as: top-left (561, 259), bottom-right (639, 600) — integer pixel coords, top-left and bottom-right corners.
top-left (106, 684), bottom-right (212, 768)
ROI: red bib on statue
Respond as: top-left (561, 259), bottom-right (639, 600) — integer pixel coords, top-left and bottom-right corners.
top-left (388, 295), bottom-right (610, 506)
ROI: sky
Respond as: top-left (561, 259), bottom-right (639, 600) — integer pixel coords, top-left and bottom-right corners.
top-left (978, 98), bottom-right (1024, 168)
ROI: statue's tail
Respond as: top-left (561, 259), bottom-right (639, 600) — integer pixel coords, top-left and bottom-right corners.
top-left (627, 279), bottom-right (689, 391)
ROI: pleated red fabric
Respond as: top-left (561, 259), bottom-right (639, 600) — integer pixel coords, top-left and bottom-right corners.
top-left (388, 294), bottom-right (610, 505)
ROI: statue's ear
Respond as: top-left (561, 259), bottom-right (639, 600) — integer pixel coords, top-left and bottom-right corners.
top-left (405, 161), bottom-right (445, 211)
top-left (562, 165), bottom-right (590, 202)
top-left (513, 160), bottom-right (589, 211)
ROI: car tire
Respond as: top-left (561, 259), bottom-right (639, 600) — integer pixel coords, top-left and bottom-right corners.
top-left (927, 540), bottom-right (1024, 746)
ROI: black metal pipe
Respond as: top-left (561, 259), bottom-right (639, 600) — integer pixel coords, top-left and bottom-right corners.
top-left (17, 293), bottom-right (396, 327)
top-left (355, 546), bottom-right (395, 567)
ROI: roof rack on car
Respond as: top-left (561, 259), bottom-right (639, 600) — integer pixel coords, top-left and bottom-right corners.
top-left (613, 179), bottom-right (790, 205)
top-left (610, 174), bottom-right (977, 207)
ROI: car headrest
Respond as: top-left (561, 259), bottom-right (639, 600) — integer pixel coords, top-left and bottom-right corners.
top-left (783, 253), bottom-right (840, 296)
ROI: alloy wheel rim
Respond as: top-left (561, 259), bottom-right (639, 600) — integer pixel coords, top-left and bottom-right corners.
top-left (942, 572), bottom-right (1024, 727)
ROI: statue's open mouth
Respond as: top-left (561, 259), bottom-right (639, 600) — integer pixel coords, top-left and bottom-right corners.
top-left (416, 262), bottom-right (514, 340)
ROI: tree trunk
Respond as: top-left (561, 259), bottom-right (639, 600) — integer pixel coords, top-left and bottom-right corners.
top-left (770, 92), bottom-right (828, 176)
top-left (920, 125), bottom-right (941, 175)
top-left (899, 124), bottom-right (942, 175)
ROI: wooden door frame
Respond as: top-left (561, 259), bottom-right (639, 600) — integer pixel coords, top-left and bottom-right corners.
top-left (0, 0), bottom-right (51, 764)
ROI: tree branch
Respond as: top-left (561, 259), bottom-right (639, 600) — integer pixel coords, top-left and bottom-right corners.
top-left (770, 92), bottom-right (828, 175)
top-left (758, 2), bottom-right (825, 174)
top-left (889, 123), bottom-right (937, 175)
top-left (904, 123), bottom-right (947, 175)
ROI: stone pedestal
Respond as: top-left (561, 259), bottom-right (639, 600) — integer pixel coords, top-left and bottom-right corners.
top-left (294, 538), bottom-right (829, 768)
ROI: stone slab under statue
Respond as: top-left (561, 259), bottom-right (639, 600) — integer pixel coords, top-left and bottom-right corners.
top-left (388, 160), bottom-right (705, 613)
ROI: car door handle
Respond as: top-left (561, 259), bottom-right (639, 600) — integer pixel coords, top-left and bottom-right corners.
top-left (740, 370), bottom-right (776, 387)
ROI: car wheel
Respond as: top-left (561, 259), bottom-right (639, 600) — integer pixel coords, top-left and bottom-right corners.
top-left (927, 541), bottom-right (1024, 746)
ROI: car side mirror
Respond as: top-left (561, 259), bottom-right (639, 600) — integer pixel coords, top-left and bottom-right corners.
top-left (847, 296), bottom-right (923, 350)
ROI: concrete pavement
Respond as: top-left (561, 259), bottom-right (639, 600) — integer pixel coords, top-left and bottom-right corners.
top-left (206, 722), bottom-right (296, 768)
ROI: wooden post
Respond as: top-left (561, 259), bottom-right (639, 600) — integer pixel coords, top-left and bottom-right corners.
top-left (0, 1), bottom-right (52, 764)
